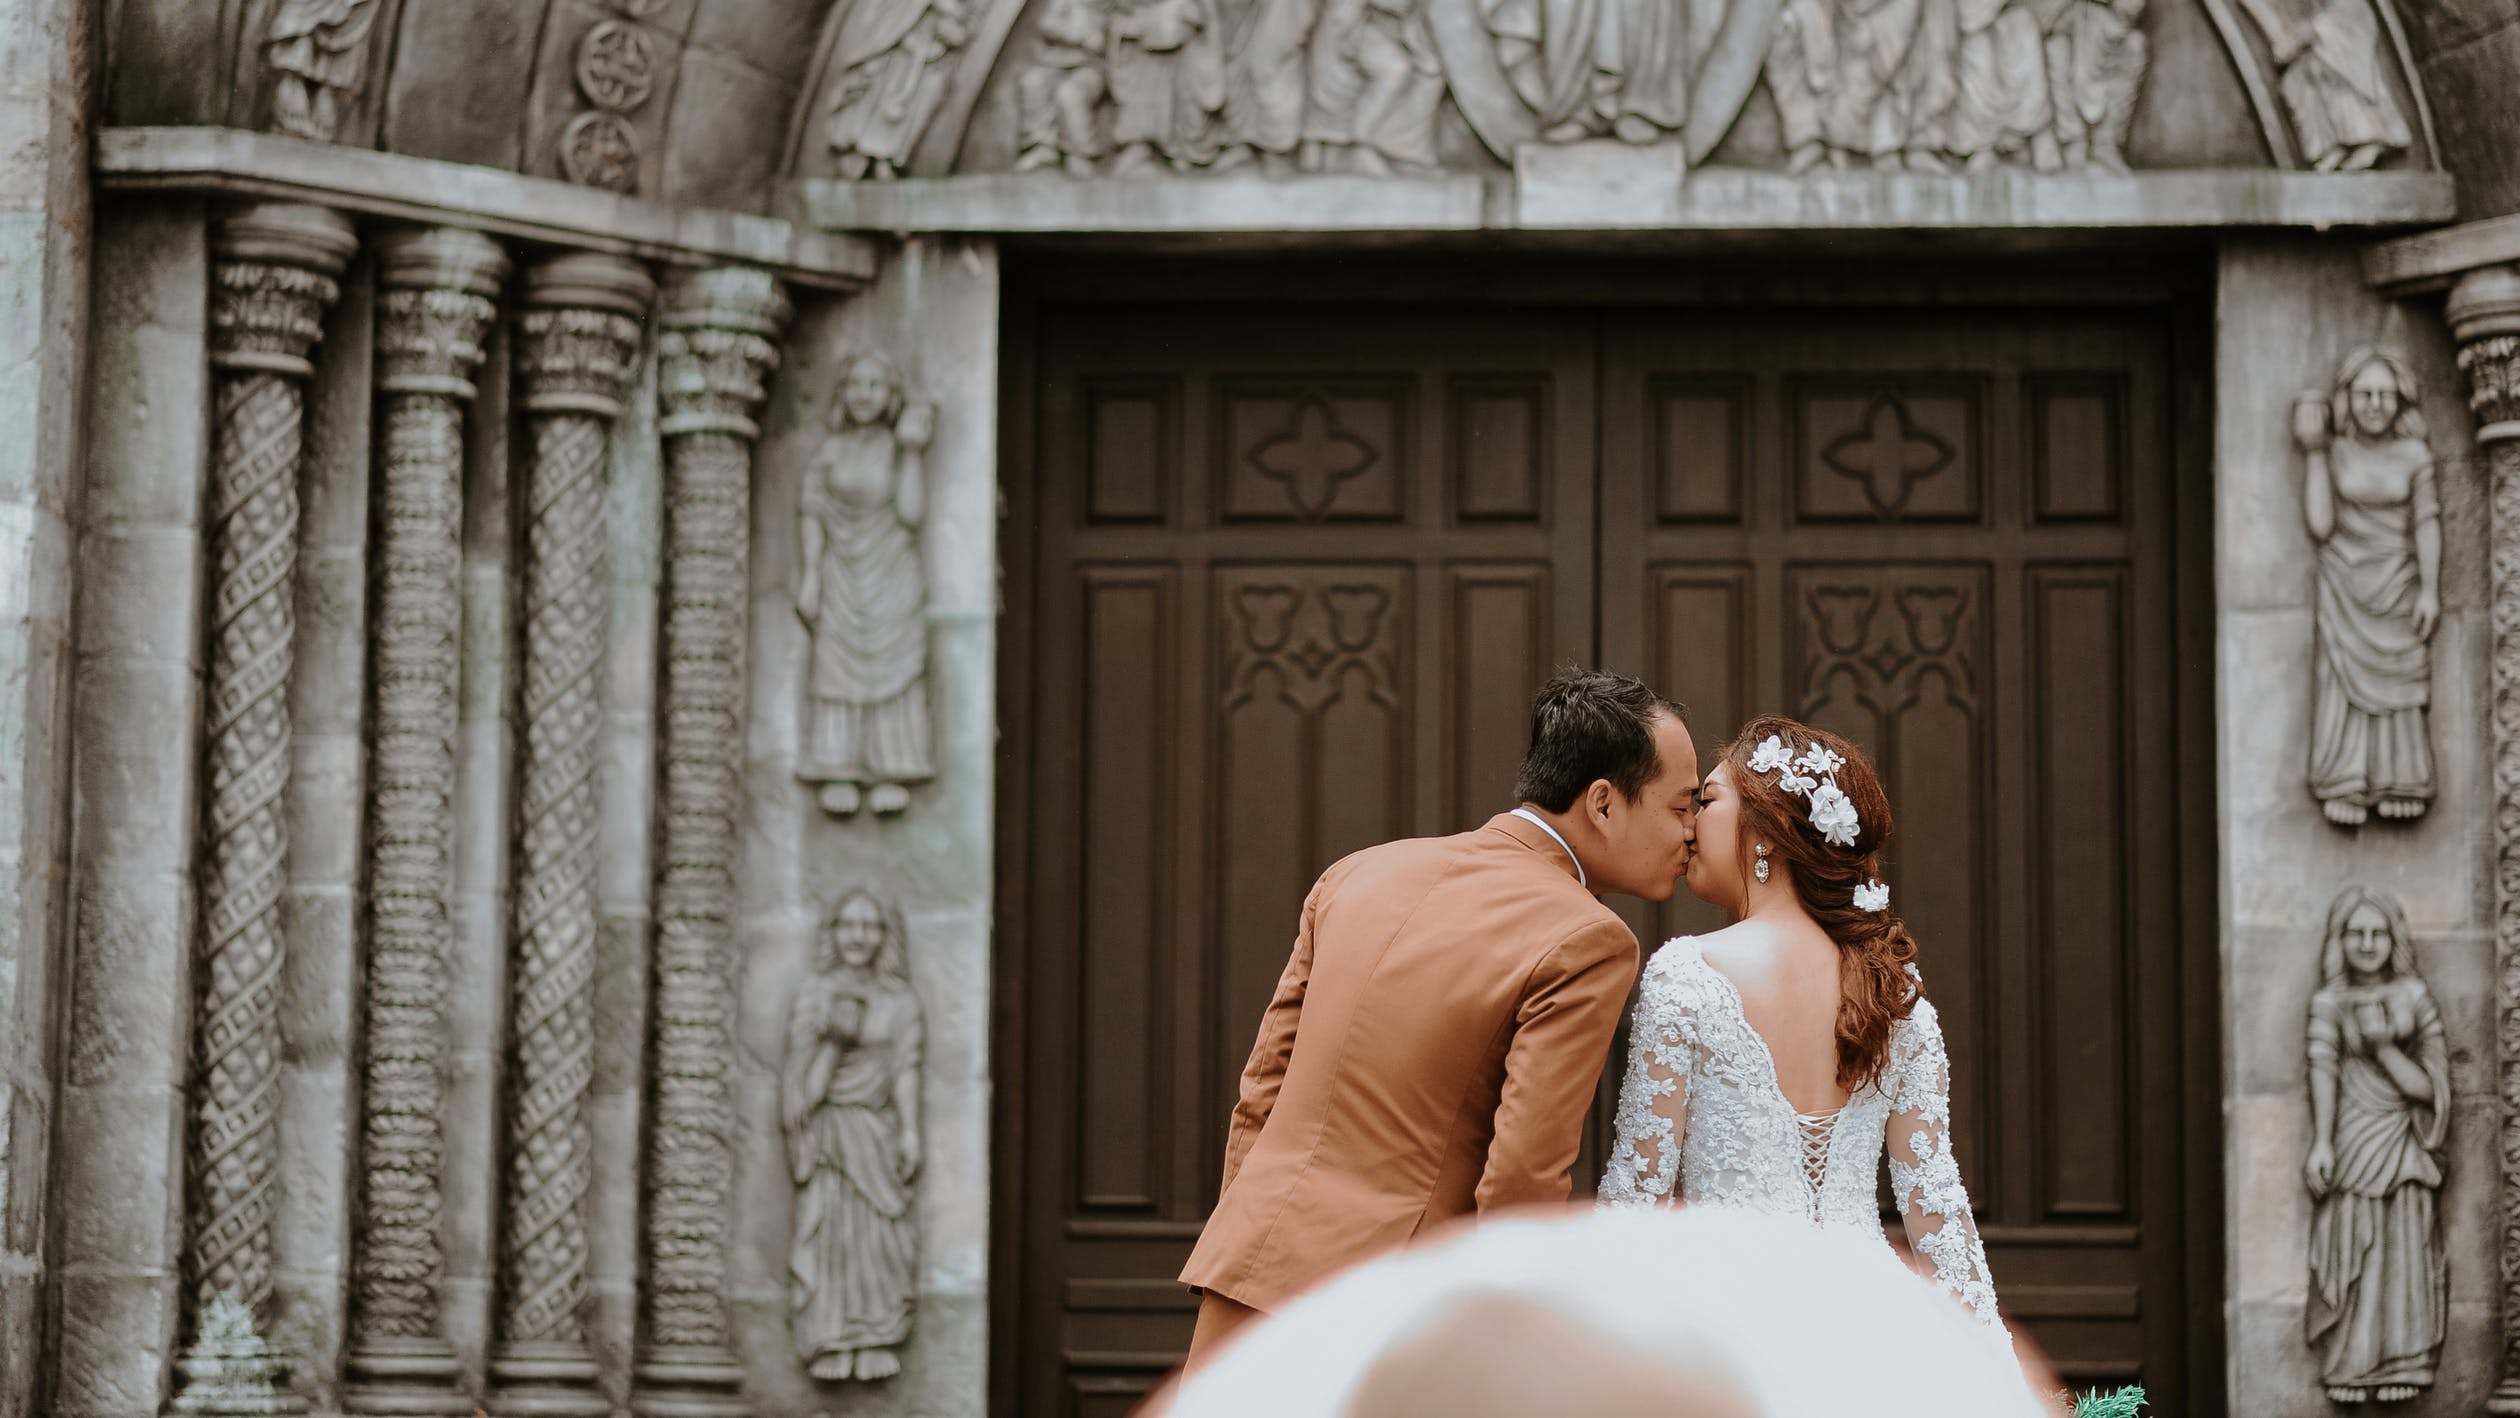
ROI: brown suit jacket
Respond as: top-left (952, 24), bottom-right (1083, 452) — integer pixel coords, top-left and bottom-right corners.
top-left (1178, 812), bottom-right (1641, 1313)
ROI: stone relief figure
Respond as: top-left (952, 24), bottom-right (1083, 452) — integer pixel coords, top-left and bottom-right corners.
top-left (2304, 885), bottom-right (2447, 1405)
top-left (826, 0), bottom-right (976, 179)
top-left (2234, 0), bottom-right (2410, 171)
top-left (1303, 0), bottom-right (1446, 172)
top-left (264, 0), bottom-right (380, 142)
top-left (1482, 0), bottom-right (1695, 143)
top-left (1947, 0), bottom-right (2056, 170)
top-left (1016, 0), bottom-right (1115, 174)
top-left (1767, 0), bottom-right (1839, 171)
top-left (2042, 0), bottom-right (2146, 172)
top-left (784, 889), bottom-right (927, 1383)
top-left (2294, 347), bottom-right (2439, 826)
top-left (1109, 0), bottom-right (1229, 170)
top-left (1214, 0), bottom-right (1325, 171)
top-left (1887, 0), bottom-right (1960, 169)
top-left (796, 354), bottom-right (937, 817)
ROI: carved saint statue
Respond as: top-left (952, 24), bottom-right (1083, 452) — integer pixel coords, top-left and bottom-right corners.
top-left (1017, 0), bottom-right (1115, 174)
top-left (825, 0), bottom-right (976, 180)
top-left (796, 354), bottom-right (936, 817)
top-left (1108, 0), bottom-right (1228, 170)
top-left (264, 0), bottom-right (380, 143)
top-left (1304, 0), bottom-right (1446, 173)
top-left (2294, 347), bottom-right (2438, 826)
top-left (1949, 0), bottom-right (2057, 170)
top-left (1483, 0), bottom-right (1694, 143)
top-left (2235, 0), bottom-right (2410, 171)
top-left (2304, 885), bottom-right (2447, 1405)
top-left (2043, 0), bottom-right (2147, 172)
top-left (784, 889), bottom-right (927, 1383)
top-left (1214, 0), bottom-right (1324, 171)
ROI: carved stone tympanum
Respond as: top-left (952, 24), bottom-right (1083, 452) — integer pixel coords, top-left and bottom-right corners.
top-left (263, 0), bottom-right (381, 142)
top-left (782, 890), bottom-right (926, 1384)
top-left (345, 225), bottom-right (509, 1418)
top-left (2449, 264), bottom-right (2520, 1416)
top-left (172, 200), bottom-right (356, 1418)
top-left (795, 352), bottom-right (935, 818)
top-left (2304, 885), bottom-right (2448, 1405)
top-left (493, 251), bottom-right (653, 1417)
top-left (2234, 0), bottom-right (2410, 171)
top-left (2295, 346), bottom-right (2439, 826)
top-left (826, 0), bottom-right (975, 180)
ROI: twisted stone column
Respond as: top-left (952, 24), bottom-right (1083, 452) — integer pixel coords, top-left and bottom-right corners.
top-left (172, 201), bottom-right (355, 1418)
top-left (492, 252), bottom-right (653, 1418)
top-left (633, 269), bottom-right (790, 1418)
top-left (2457, 265), bottom-right (2520, 1415)
top-left (344, 227), bottom-right (509, 1418)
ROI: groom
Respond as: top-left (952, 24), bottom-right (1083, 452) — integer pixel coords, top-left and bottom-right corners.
top-left (1179, 668), bottom-right (1701, 1363)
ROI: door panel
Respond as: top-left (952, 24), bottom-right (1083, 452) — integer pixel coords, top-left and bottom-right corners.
top-left (1020, 308), bottom-right (1600, 1417)
top-left (1013, 300), bottom-right (2195, 1414)
top-left (1599, 309), bottom-right (2185, 1390)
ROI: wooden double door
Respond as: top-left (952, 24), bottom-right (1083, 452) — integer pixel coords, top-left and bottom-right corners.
top-left (1002, 298), bottom-right (2212, 1416)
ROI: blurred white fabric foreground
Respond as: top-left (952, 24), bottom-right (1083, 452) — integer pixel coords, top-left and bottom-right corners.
top-left (1161, 1205), bottom-right (2049, 1418)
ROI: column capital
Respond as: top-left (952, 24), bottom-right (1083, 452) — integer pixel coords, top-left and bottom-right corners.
top-left (374, 228), bottom-right (510, 402)
top-left (516, 252), bottom-right (654, 418)
top-left (657, 268), bottom-right (790, 442)
top-left (2453, 264), bottom-right (2520, 448)
top-left (210, 202), bottom-right (357, 378)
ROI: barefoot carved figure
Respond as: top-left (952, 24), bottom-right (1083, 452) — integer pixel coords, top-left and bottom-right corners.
top-left (2304, 885), bottom-right (2447, 1404)
top-left (796, 353), bottom-right (936, 818)
top-left (2295, 347), bottom-right (2439, 827)
top-left (784, 889), bottom-right (926, 1383)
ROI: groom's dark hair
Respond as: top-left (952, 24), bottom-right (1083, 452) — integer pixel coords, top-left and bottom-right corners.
top-left (1513, 668), bottom-right (1685, 812)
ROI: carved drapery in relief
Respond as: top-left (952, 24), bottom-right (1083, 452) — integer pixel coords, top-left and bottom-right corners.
top-left (782, 890), bottom-right (926, 1385)
top-left (175, 200), bottom-right (356, 1418)
top-left (492, 251), bottom-right (653, 1416)
top-left (345, 225), bottom-right (509, 1418)
top-left (633, 267), bottom-right (791, 1418)
top-left (2451, 264), bottom-right (2520, 1416)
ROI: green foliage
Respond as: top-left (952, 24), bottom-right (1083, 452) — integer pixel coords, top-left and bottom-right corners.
top-left (2059, 1385), bottom-right (2148, 1418)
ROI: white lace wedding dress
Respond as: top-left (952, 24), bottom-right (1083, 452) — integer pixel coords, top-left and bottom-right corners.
top-left (1598, 938), bottom-right (2006, 1334)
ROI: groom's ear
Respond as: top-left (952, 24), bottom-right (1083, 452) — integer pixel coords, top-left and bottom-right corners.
top-left (1585, 778), bottom-right (1616, 822)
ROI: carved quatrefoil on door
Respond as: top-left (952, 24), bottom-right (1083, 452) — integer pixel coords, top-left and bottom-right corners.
top-left (1820, 392), bottom-right (1956, 520)
top-left (1226, 579), bottom-right (1398, 714)
top-left (1248, 396), bottom-right (1378, 520)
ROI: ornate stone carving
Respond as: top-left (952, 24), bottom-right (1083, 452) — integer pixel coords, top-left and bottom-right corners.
top-left (1485, 0), bottom-right (1694, 144)
top-left (175, 201), bottom-right (355, 1418)
top-left (263, 0), bottom-right (381, 142)
top-left (555, 9), bottom-right (664, 192)
top-left (634, 268), bottom-right (790, 1418)
top-left (782, 890), bottom-right (926, 1384)
top-left (2304, 885), bottom-right (2448, 1404)
top-left (2448, 263), bottom-right (2520, 1416)
top-left (492, 252), bottom-right (653, 1417)
top-left (826, 0), bottom-right (976, 180)
top-left (1108, 0), bottom-right (1229, 171)
top-left (1015, 0), bottom-right (1114, 174)
top-left (344, 226), bottom-right (508, 1418)
top-left (2232, 0), bottom-right (2409, 171)
top-left (2294, 347), bottom-right (2439, 826)
top-left (794, 353), bottom-right (935, 818)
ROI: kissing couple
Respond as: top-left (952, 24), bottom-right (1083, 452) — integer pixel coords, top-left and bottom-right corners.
top-left (1178, 666), bottom-right (2006, 1361)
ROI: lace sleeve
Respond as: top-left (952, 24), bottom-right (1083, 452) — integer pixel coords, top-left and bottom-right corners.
top-left (1598, 949), bottom-right (1695, 1207)
top-left (1885, 1001), bottom-right (2005, 1333)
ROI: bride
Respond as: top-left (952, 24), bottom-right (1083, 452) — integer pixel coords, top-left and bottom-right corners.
top-left (1600, 715), bottom-right (2005, 1335)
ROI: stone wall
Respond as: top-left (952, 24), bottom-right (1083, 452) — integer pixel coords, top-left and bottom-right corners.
top-left (2397, 0), bottom-right (2520, 219)
top-left (2214, 237), bottom-right (2500, 1412)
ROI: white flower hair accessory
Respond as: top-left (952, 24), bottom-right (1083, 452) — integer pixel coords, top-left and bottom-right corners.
top-left (1854, 879), bottom-right (1890, 912)
top-left (1746, 730), bottom-right (1864, 848)
top-left (1806, 779), bottom-right (1860, 847)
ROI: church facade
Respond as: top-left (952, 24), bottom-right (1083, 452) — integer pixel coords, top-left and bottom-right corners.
top-left (4, 0), bottom-right (2520, 1414)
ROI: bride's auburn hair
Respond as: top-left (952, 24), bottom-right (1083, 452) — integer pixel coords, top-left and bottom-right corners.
top-left (1720, 715), bottom-right (1921, 1091)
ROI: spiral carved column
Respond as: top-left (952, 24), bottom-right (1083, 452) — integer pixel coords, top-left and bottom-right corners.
top-left (171, 201), bottom-right (356, 1418)
top-left (491, 251), bottom-right (654, 1418)
top-left (633, 269), bottom-right (790, 1418)
top-left (344, 227), bottom-right (509, 1418)
top-left (2457, 265), bottom-right (2520, 1415)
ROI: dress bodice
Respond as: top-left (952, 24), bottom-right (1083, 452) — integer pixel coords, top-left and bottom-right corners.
top-left (1599, 937), bottom-right (2005, 1333)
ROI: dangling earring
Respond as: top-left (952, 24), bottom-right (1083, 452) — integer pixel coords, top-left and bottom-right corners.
top-left (1753, 843), bottom-right (1771, 885)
